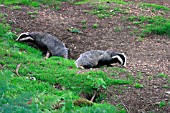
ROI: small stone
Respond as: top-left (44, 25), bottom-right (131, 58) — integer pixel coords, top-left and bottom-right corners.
top-left (165, 91), bottom-right (170, 94)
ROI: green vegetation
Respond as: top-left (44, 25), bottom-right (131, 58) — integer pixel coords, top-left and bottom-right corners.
top-left (139, 3), bottom-right (170, 11)
top-left (134, 83), bottom-right (144, 89)
top-left (75, 0), bottom-right (127, 5)
top-left (159, 101), bottom-right (166, 108)
top-left (114, 26), bottom-right (122, 32)
top-left (74, 0), bottom-right (170, 39)
top-left (89, 4), bottom-right (128, 19)
top-left (0, 0), bottom-right (40, 7)
top-left (27, 11), bottom-right (38, 15)
top-left (92, 23), bottom-right (98, 28)
top-left (55, 6), bottom-right (60, 10)
top-left (67, 27), bottom-right (81, 33)
top-left (127, 15), bottom-right (170, 38)
top-left (137, 37), bottom-right (144, 42)
top-left (0, 0), bottom-right (65, 8)
top-left (1, 0), bottom-right (170, 112)
top-left (81, 20), bottom-right (87, 29)
top-left (156, 73), bottom-right (168, 78)
top-left (10, 5), bottom-right (21, 10)
top-left (27, 11), bottom-right (39, 18)
top-left (0, 22), bottom-right (129, 112)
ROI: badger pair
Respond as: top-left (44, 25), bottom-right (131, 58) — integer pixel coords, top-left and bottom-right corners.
top-left (16, 32), bottom-right (126, 69)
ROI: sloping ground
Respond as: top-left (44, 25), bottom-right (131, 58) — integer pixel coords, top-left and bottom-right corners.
top-left (1, 2), bottom-right (169, 75)
top-left (0, 1), bottom-right (170, 112)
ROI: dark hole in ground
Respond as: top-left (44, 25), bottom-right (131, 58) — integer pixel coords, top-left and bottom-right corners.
top-left (54, 83), bottom-right (64, 90)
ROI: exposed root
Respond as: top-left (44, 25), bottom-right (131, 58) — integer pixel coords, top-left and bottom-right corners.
top-left (90, 91), bottom-right (97, 102)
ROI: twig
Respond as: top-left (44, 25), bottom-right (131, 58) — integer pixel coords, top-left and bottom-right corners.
top-left (90, 91), bottom-right (97, 102)
top-left (120, 99), bottom-right (130, 113)
top-left (15, 63), bottom-right (21, 76)
top-left (116, 95), bottom-right (129, 113)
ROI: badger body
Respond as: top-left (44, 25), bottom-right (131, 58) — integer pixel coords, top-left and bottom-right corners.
top-left (75, 50), bottom-right (126, 69)
top-left (16, 32), bottom-right (68, 58)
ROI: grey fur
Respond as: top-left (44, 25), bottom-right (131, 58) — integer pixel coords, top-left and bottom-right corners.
top-left (16, 32), bottom-right (68, 58)
top-left (75, 50), bottom-right (126, 69)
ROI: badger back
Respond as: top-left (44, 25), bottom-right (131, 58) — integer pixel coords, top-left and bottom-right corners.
top-left (29, 32), bottom-right (48, 46)
top-left (75, 50), bottom-right (105, 68)
top-left (41, 35), bottom-right (68, 58)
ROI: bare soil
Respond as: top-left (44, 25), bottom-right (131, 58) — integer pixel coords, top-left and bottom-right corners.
top-left (0, 1), bottom-right (170, 112)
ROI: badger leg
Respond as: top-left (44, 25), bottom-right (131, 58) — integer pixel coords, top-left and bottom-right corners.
top-left (44, 51), bottom-right (51, 60)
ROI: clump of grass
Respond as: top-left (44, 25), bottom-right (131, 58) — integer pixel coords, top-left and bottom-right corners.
top-left (162, 85), bottom-right (169, 89)
top-left (141, 18), bottom-right (170, 38)
top-left (127, 15), bottom-right (170, 38)
top-left (156, 73), bottom-right (168, 78)
top-left (81, 20), bottom-right (87, 24)
top-left (74, 0), bottom-right (127, 5)
top-left (15, 28), bottom-right (21, 32)
top-left (134, 83), bottom-right (144, 88)
top-left (10, 5), bottom-right (21, 10)
top-left (137, 37), bottom-right (144, 42)
top-left (27, 11), bottom-right (38, 15)
top-left (2, 0), bottom-right (40, 7)
top-left (55, 6), bottom-right (60, 10)
top-left (100, 0), bottom-right (127, 4)
top-left (0, 23), bottom-right (11, 37)
top-left (114, 26), bottom-right (122, 32)
top-left (27, 11), bottom-right (38, 18)
top-left (90, 4), bottom-right (128, 19)
top-left (139, 3), bottom-right (170, 11)
top-left (67, 27), bottom-right (81, 33)
top-left (0, 0), bottom-right (63, 8)
top-left (92, 23), bottom-right (98, 28)
top-left (81, 20), bottom-right (87, 28)
top-left (74, 0), bottom-right (89, 5)
top-left (159, 101), bottom-right (166, 108)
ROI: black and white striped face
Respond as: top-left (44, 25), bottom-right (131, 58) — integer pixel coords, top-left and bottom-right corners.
top-left (16, 32), bottom-right (34, 42)
top-left (112, 53), bottom-right (127, 67)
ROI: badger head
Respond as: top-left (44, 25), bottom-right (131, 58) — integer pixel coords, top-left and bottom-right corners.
top-left (16, 32), bottom-right (34, 42)
top-left (111, 53), bottom-right (127, 67)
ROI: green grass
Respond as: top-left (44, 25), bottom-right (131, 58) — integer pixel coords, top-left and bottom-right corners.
top-left (27, 11), bottom-right (38, 15)
top-left (159, 101), bottom-right (166, 108)
top-left (0, 0), bottom-right (40, 7)
top-left (139, 3), bottom-right (170, 11)
top-left (127, 15), bottom-right (170, 38)
top-left (134, 83), bottom-right (144, 89)
top-left (156, 73), bottom-right (168, 78)
top-left (92, 23), bottom-right (98, 28)
top-left (75, 0), bottom-right (127, 5)
top-left (89, 4), bottom-right (128, 19)
top-left (0, 0), bottom-right (65, 7)
top-left (10, 5), bottom-right (21, 10)
top-left (0, 22), bottom-right (130, 112)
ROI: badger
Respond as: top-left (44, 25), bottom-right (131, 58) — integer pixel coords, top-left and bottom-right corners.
top-left (75, 50), bottom-right (126, 69)
top-left (16, 32), bottom-right (68, 59)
